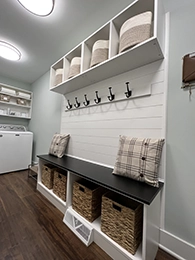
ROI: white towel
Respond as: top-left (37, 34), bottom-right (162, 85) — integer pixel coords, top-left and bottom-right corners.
top-left (0, 87), bottom-right (15, 95)
top-left (18, 92), bottom-right (31, 99)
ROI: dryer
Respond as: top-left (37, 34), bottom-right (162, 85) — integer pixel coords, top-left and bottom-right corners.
top-left (0, 124), bottom-right (33, 174)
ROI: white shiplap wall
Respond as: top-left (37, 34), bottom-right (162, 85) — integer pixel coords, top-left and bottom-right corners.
top-left (60, 60), bottom-right (165, 179)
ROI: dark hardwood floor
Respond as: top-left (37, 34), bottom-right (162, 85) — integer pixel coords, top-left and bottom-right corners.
top-left (0, 170), bottom-right (178, 260)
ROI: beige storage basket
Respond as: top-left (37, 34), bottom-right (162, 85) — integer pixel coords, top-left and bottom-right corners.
top-left (41, 164), bottom-right (57, 189)
top-left (72, 179), bottom-right (106, 222)
top-left (90, 40), bottom-right (109, 68)
top-left (53, 169), bottom-right (67, 201)
top-left (54, 68), bottom-right (63, 86)
top-left (68, 57), bottom-right (81, 79)
top-left (0, 94), bottom-right (10, 102)
top-left (101, 191), bottom-right (143, 255)
top-left (119, 11), bottom-right (152, 53)
top-left (16, 98), bottom-right (26, 106)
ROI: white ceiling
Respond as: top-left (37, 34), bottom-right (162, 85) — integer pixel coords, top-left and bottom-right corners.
top-left (0, 0), bottom-right (193, 85)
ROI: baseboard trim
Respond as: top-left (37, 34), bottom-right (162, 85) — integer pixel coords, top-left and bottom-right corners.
top-left (32, 161), bottom-right (38, 165)
top-left (160, 229), bottom-right (195, 260)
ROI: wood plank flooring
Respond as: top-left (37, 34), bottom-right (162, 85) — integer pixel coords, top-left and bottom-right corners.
top-left (0, 170), bottom-right (178, 260)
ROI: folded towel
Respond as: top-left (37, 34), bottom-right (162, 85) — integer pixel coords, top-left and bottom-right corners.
top-left (0, 87), bottom-right (15, 95)
top-left (17, 92), bottom-right (31, 99)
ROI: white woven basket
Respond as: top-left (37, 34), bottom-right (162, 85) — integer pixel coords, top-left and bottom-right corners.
top-left (54, 68), bottom-right (63, 86)
top-left (90, 40), bottom-right (109, 68)
top-left (119, 11), bottom-right (152, 53)
top-left (68, 57), bottom-right (81, 79)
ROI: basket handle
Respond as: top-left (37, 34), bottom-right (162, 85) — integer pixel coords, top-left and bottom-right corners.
top-left (58, 174), bottom-right (62, 179)
top-left (112, 203), bottom-right (121, 212)
top-left (79, 185), bottom-right (85, 192)
top-left (45, 167), bottom-right (48, 171)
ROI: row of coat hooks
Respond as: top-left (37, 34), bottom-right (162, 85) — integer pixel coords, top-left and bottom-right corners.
top-left (66, 82), bottom-right (132, 110)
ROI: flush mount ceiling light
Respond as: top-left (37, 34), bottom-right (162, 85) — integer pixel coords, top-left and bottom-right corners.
top-left (18, 0), bottom-right (54, 16)
top-left (0, 41), bottom-right (21, 61)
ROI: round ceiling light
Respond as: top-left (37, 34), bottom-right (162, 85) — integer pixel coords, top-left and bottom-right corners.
top-left (0, 41), bottom-right (21, 61)
top-left (18, 0), bottom-right (54, 16)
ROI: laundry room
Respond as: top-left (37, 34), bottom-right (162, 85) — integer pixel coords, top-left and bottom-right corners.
top-left (0, 1), bottom-right (195, 260)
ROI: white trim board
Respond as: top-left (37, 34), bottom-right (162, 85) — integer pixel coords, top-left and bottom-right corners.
top-left (159, 229), bottom-right (195, 260)
top-left (160, 11), bottom-right (170, 230)
top-left (32, 161), bottom-right (38, 165)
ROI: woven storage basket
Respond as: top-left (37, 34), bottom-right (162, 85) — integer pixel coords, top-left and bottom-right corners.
top-left (101, 191), bottom-right (143, 255)
top-left (53, 169), bottom-right (67, 201)
top-left (119, 11), bottom-right (152, 53)
top-left (54, 68), bottom-right (63, 86)
top-left (0, 94), bottom-right (10, 102)
top-left (16, 98), bottom-right (26, 106)
top-left (90, 40), bottom-right (109, 68)
top-left (68, 57), bottom-right (81, 79)
top-left (72, 179), bottom-right (106, 222)
top-left (41, 164), bottom-right (57, 189)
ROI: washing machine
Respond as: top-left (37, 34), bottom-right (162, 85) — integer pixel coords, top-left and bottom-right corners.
top-left (0, 124), bottom-right (33, 174)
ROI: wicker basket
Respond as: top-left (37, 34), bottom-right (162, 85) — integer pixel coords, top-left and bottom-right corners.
top-left (90, 40), bottom-right (109, 68)
top-left (53, 169), bottom-right (67, 201)
top-left (119, 11), bottom-right (152, 53)
top-left (68, 57), bottom-right (81, 79)
top-left (41, 164), bottom-right (57, 189)
top-left (16, 98), bottom-right (26, 106)
top-left (72, 179), bottom-right (106, 222)
top-left (0, 94), bottom-right (10, 102)
top-left (101, 191), bottom-right (143, 255)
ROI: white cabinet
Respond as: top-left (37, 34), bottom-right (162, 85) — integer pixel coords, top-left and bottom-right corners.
top-left (0, 83), bottom-right (33, 119)
top-left (49, 0), bottom-right (164, 95)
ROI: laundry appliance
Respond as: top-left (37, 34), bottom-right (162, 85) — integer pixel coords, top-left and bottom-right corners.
top-left (0, 124), bottom-right (33, 174)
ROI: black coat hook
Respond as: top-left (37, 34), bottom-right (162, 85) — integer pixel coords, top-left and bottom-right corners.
top-left (66, 100), bottom-right (72, 110)
top-left (94, 91), bottom-right (101, 104)
top-left (107, 87), bottom-right (115, 101)
top-left (125, 82), bottom-right (132, 98)
top-left (74, 97), bottom-right (80, 108)
top-left (83, 94), bottom-right (90, 106)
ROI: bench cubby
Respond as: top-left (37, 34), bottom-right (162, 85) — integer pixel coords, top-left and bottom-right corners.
top-left (37, 154), bottom-right (163, 260)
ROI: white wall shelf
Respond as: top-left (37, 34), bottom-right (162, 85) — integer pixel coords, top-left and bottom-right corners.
top-left (0, 83), bottom-right (33, 119)
top-left (0, 114), bottom-right (31, 119)
top-left (0, 101), bottom-right (31, 109)
top-left (0, 92), bottom-right (31, 100)
top-left (49, 0), bottom-right (164, 95)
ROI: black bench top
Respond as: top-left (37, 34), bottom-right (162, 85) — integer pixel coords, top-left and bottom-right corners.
top-left (38, 154), bottom-right (163, 205)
